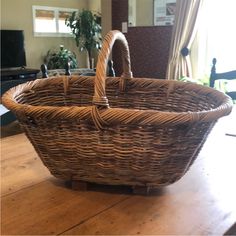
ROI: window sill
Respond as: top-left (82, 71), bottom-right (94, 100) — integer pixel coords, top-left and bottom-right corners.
top-left (34, 32), bottom-right (73, 37)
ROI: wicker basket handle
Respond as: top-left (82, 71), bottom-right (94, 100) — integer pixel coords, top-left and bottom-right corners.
top-left (93, 30), bottom-right (133, 107)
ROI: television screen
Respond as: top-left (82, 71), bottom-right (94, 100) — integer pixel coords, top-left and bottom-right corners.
top-left (1, 30), bottom-right (26, 69)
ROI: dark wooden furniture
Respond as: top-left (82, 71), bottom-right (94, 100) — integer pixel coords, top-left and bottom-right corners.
top-left (224, 222), bottom-right (236, 235)
top-left (112, 0), bottom-right (172, 78)
top-left (210, 58), bottom-right (236, 100)
top-left (40, 59), bottom-right (116, 78)
top-left (1, 68), bottom-right (39, 82)
top-left (1, 68), bottom-right (40, 95)
top-left (1, 68), bottom-right (39, 125)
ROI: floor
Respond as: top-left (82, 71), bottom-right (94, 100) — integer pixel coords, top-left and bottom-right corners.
top-left (1, 120), bottom-right (23, 138)
top-left (1, 107), bottom-right (236, 235)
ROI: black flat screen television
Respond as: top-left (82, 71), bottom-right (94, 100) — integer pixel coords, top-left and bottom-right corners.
top-left (1, 30), bottom-right (27, 69)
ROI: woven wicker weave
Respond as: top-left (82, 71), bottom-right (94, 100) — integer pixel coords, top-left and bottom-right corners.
top-left (2, 30), bottom-right (233, 188)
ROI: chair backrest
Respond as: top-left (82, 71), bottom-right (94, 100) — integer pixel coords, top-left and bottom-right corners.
top-left (209, 58), bottom-right (236, 100)
top-left (210, 58), bottom-right (236, 88)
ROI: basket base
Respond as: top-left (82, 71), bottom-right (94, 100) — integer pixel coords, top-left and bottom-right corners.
top-left (68, 180), bottom-right (151, 195)
top-left (132, 186), bottom-right (151, 195)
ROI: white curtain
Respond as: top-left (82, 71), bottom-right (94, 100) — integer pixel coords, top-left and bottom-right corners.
top-left (166, 0), bottom-right (203, 80)
top-left (191, 0), bottom-right (236, 81)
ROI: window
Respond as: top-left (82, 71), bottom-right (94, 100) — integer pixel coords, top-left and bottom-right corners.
top-left (32, 6), bottom-right (78, 37)
top-left (192, 0), bottom-right (236, 80)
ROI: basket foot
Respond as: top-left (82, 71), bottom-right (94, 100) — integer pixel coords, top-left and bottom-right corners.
top-left (71, 180), bottom-right (88, 191)
top-left (132, 186), bottom-right (151, 195)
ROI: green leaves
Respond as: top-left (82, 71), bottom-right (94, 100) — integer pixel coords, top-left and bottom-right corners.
top-left (65, 9), bottom-right (102, 55)
top-left (44, 45), bottom-right (78, 70)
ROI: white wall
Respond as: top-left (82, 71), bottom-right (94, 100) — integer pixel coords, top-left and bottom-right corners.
top-left (88, 0), bottom-right (101, 13)
top-left (101, 0), bottom-right (112, 38)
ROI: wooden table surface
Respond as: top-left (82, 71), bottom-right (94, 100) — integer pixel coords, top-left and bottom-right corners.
top-left (1, 107), bottom-right (236, 235)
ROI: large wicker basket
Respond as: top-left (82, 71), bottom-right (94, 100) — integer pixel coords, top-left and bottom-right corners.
top-left (2, 30), bottom-right (233, 188)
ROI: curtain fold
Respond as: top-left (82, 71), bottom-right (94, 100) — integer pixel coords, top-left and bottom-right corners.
top-left (166, 0), bottom-right (203, 80)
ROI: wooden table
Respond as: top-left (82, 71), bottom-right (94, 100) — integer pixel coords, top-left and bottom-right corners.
top-left (1, 107), bottom-right (236, 235)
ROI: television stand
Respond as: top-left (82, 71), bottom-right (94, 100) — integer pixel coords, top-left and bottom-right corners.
top-left (1, 68), bottom-right (40, 125)
top-left (1, 68), bottom-right (40, 81)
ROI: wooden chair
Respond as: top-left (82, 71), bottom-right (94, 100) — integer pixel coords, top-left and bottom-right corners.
top-left (210, 58), bottom-right (236, 100)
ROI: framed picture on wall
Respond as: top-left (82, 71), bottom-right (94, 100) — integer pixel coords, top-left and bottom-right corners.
top-left (154, 0), bottom-right (176, 26)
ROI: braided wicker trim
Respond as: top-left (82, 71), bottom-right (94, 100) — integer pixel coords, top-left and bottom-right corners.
top-left (93, 30), bottom-right (133, 107)
top-left (2, 75), bottom-right (232, 127)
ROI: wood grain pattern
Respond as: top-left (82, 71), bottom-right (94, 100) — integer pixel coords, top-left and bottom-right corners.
top-left (1, 107), bottom-right (236, 235)
top-left (1, 134), bottom-right (50, 196)
top-left (62, 118), bottom-right (236, 235)
top-left (1, 133), bottom-right (32, 161)
top-left (1, 180), bottom-right (129, 235)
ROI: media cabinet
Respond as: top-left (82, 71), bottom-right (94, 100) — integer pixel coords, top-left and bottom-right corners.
top-left (1, 68), bottom-right (40, 125)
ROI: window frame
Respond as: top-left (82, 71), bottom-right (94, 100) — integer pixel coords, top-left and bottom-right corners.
top-left (32, 5), bottom-right (78, 37)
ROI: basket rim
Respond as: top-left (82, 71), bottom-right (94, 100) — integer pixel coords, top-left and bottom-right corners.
top-left (2, 76), bottom-right (233, 126)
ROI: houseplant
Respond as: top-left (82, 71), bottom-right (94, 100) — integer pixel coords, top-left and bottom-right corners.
top-left (65, 9), bottom-right (102, 69)
top-left (44, 45), bottom-right (78, 70)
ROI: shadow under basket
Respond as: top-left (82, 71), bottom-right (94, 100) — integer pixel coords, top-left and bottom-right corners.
top-left (2, 30), bottom-right (233, 189)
